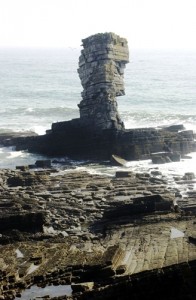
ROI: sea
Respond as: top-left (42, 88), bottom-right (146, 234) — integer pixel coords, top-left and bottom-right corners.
top-left (0, 47), bottom-right (196, 180)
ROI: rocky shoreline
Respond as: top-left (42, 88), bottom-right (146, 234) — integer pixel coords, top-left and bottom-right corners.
top-left (0, 32), bottom-right (196, 299)
top-left (0, 164), bottom-right (195, 299)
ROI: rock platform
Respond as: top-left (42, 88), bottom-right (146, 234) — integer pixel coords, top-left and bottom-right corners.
top-left (0, 167), bottom-right (195, 299)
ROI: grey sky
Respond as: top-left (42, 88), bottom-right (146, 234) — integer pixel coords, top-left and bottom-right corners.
top-left (0, 0), bottom-right (196, 49)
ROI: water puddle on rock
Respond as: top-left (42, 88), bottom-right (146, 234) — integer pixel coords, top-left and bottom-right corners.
top-left (15, 284), bottom-right (72, 300)
top-left (170, 227), bottom-right (185, 239)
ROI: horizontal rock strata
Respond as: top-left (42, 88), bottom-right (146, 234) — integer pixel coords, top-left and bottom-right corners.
top-left (78, 32), bottom-right (129, 130)
top-left (1, 125), bottom-right (196, 162)
top-left (0, 168), bottom-right (195, 299)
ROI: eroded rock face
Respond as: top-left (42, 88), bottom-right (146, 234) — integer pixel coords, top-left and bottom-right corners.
top-left (78, 32), bottom-right (129, 130)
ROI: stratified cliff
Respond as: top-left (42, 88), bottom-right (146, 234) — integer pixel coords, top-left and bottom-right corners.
top-left (78, 33), bottom-right (129, 130)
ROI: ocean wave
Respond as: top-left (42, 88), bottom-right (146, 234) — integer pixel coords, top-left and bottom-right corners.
top-left (30, 125), bottom-right (47, 135)
top-left (121, 112), bottom-right (196, 132)
top-left (7, 151), bottom-right (25, 159)
top-left (53, 154), bottom-right (196, 187)
top-left (0, 106), bottom-right (79, 134)
top-left (0, 110), bottom-right (195, 137)
top-left (125, 152), bottom-right (196, 180)
top-left (0, 106), bottom-right (78, 117)
top-left (0, 146), bottom-right (47, 169)
top-left (25, 107), bottom-right (34, 112)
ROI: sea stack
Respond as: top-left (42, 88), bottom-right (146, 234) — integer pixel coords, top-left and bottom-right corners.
top-left (78, 33), bottom-right (129, 130)
top-left (3, 32), bottom-right (196, 160)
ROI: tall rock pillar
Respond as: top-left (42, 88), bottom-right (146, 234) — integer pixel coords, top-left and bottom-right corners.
top-left (78, 33), bottom-right (129, 131)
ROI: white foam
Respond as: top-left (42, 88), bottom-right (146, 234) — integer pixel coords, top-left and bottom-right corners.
top-left (8, 151), bottom-right (24, 159)
top-left (31, 125), bottom-right (46, 135)
top-left (125, 153), bottom-right (196, 178)
top-left (25, 107), bottom-right (34, 112)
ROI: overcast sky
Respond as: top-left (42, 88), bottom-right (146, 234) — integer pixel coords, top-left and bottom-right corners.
top-left (0, 0), bottom-right (196, 49)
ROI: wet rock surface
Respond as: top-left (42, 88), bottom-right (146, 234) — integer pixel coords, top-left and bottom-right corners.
top-left (0, 167), bottom-right (195, 299)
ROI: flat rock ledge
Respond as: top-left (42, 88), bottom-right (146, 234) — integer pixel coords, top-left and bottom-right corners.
top-left (0, 168), bottom-right (195, 299)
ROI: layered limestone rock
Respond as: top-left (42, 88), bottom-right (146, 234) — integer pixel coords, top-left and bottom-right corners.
top-left (78, 32), bottom-right (129, 130)
top-left (0, 168), bottom-right (196, 299)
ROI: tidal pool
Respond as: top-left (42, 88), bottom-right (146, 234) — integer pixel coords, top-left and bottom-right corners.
top-left (15, 284), bottom-right (72, 299)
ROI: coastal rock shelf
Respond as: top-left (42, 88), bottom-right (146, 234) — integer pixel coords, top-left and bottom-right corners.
top-left (0, 168), bottom-right (195, 299)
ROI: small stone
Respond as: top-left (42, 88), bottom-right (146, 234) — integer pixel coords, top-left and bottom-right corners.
top-left (72, 282), bottom-right (94, 293)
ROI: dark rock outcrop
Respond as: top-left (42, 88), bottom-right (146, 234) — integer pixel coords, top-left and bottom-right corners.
top-left (0, 212), bottom-right (45, 233)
